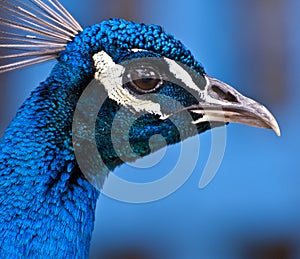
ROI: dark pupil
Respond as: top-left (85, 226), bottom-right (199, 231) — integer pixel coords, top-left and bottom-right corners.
top-left (133, 77), bottom-right (160, 90)
top-left (131, 68), bottom-right (161, 91)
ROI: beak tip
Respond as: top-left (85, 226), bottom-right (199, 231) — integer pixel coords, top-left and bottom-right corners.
top-left (267, 116), bottom-right (280, 136)
top-left (273, 128), bottom-right (281, 137)
top-left (268, 116), bottom-right (281, 137)
top-left (273, 125), bottom-right (281, 137)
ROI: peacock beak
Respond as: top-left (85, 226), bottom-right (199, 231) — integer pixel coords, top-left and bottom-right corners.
top-left (189, 75), bottom-right (281, 136)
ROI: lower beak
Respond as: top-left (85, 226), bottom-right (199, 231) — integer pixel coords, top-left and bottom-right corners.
top-left (189, 75), bottom-right (281, 136)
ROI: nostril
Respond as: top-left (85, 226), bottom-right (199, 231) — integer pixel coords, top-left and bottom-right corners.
top-left (211, 85), bottom-right (239, 103)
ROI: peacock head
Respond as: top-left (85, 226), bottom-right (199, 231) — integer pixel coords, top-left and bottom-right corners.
top-left (69, 19), bottom-right (280, 179)
top-left (0, 0), bottom-right (281, 192)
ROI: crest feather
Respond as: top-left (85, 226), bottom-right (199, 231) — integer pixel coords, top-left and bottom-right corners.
top-left (0, 0), bottom-right (82, 73)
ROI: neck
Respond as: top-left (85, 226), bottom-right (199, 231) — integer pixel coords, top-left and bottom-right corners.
top-left (0, 57), bottom-right (100, 257)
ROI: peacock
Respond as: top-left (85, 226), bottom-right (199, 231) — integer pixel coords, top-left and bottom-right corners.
top-left (0, 0), bottom-right (280, 257)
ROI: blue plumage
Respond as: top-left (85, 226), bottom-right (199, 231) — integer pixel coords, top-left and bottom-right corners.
top-left (0, 18), bottom-right (202, 258)
top-left (0, 1), bottom-right (280, 257)
top-left (0, 67), bottom-right (98, 256)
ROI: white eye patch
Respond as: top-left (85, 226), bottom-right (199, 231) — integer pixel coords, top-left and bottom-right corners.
top-left (92, 50), bottom-right (206, 119)
top-left (93, 51), bottom-right (167, 118)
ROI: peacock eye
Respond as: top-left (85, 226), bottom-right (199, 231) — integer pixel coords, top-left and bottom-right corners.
top-left (125, 67), bottom-right (163, 93)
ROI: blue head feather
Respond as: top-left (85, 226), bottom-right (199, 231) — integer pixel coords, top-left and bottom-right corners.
top-left (0, 18), bottom-right (204, 257)
top-left (0, 11), bottom-right (280, 257)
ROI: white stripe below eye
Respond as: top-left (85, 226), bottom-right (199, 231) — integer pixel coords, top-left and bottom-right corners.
top-left (93, 51), bottom-right (167, 119)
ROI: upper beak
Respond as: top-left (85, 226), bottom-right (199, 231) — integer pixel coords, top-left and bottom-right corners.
top-left (190, 75), bottom-right (281, 136)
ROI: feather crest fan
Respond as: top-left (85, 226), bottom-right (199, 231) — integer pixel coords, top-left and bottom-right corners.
top-left (0, 0), bottom-right (82, 73)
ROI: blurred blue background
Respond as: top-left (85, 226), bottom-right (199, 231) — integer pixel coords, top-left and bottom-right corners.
top-left (0, 0), bottom-right (299, 258)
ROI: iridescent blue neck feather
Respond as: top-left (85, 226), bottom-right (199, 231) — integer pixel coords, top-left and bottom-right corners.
top-left (0, 19), bottom-right (202, 257)
top-left (0, 7), bottom-right (281, 257)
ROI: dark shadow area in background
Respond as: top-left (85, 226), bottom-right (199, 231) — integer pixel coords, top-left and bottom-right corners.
top-left (240, 239), bottom-right (296, 259)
